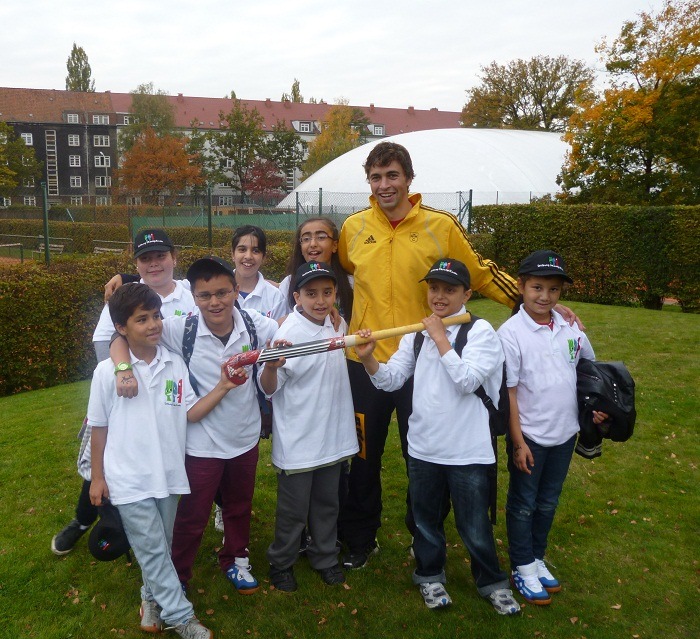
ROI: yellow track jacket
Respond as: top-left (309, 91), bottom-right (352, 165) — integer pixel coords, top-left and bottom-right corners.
top-left (339, 193), bottom-right (519, 363)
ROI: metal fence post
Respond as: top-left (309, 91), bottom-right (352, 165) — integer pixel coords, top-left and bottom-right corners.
top-left (207, 184), bottom-right (213, 248)
top-left (467, 189), bottom-right (473, 234)
top-left (318, 188), bottom-right (322, 216)
top-left (295, 191), bottom-right (300, 228)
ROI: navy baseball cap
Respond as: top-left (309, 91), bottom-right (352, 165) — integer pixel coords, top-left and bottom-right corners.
top-left (518, 250), bottom-right (573, 283)
top-left (88, 501), bottom-right (131, 562)
top-left (186, 256), bottom-right (236, 286)
top-left (133, 229), bottom-right (173, 258)
top-left (420, 258), bottom-right (471, 289)
top-left (294, 261), bottom-right (337, 291)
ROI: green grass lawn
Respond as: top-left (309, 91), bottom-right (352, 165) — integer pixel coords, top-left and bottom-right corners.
top-left (0, 299), bottom-right (698, 639)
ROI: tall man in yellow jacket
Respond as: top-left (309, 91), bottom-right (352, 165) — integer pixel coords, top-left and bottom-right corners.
top-left (337, 142), bottom-right (521, 569)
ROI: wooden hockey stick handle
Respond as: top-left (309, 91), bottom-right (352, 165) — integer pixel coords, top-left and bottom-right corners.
top-left (343, 312), bottom-right (471, 348)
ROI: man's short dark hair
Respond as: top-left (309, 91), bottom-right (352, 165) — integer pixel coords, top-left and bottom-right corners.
top-left (363, 142), bottom-right (415, 180)
top-left (232, 225), bottom-right (267, 255)
top-left (109, 282), bottom-right (162, 327)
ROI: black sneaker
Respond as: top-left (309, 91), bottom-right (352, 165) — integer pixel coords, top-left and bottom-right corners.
top-left (51, 519), bottom-right (88, 555)
top-left (341, 541), bottom-right (379, 570)
top-left (318, 564), bottom-right (346, 585)
top-left (269, 565), bottom-right (298, 592)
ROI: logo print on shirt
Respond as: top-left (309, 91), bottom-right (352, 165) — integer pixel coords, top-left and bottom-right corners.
top-left (410, 233), bottom-right (418, 243)
top-left (165, 378), bottom-right (183, 406)
top-left (364, 235), bottom-right (376, 244)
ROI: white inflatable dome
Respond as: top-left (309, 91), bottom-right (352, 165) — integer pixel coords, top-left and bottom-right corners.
top-left (283, 128), bottom-right (569, 211)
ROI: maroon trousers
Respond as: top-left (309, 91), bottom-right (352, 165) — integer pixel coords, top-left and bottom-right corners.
top-left (171, 445), bottom-right (259, 586)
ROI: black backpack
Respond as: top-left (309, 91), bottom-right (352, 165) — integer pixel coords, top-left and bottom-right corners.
top-left (181, 308), bottom-right (273, 439)
top-left (413, 314), bottom-right (509, 523)
top-left (577, 358), bottom-right (636, 442)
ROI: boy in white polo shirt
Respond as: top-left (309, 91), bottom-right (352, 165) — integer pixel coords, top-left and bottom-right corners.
top-left (354, 258), bottom-right (519, 615)
top-left (259, 261), bottom-right (358, 592)
top-left (88, 283), bottom-right (211, 639)
top-left (111, 256), bottom-right (278, 595)
top-left (497, 250), bottom-right (605, 606)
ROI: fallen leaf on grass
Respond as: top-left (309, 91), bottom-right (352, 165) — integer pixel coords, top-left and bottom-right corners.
top-left (570, 617), bottom-right (579, 624)
top-left (342, 583), bottom-right (351, 590)
top-left (351, 609), bottom-right (357, 615)
top-left (611, 604), bottom-right (622, 610)
top-left (318, 617), bottom-right (327, 625)
top-left (610, 509), bottom-right (618, 515)
top-left (337, 602), bottom-right (345, 608)
top-left (101, 603), bottom-right (107, 611)
top-left (206, 609), bottom-right (214, 615)
top-left (72, 597), bottom-right (80, 604)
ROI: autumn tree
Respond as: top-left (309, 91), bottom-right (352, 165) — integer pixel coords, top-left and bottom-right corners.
top-left (241, 159), bottom-right (286, 200)
top-left (0, 122), bottom-right (43, 199)
top-left (208, 100), bottom-right (267, 196)
top-left (302, 101), bottom-right (371, 178)
top-left (263, 120), bottom-right (307, 191)
top-left (65, 43), bottom-right (95, 92)
top-left (281, 79), bottom-right (304, 103)
top-left (462, 55), bottom-right (594, 132)
top-left (115, 127), bottom-right (203, 204)
top-left (559, 0), bottom-right (700, 204)
top-left (119, 83), bottom-right (177, 153)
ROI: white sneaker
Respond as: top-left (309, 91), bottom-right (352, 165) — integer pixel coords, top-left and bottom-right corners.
top-left (511, 561), bottom-right (552, 605)
top-left (487, 588), bottom-right (521, 615)
top-left (139, 599), bottom-right (163, 632)
top-left (214, 505), bottom-right (224, 532)
top-left (535, 557), bottom-right (561, 592)
top-left (418, 582), bottom-right (452, 609)
top-left (170, 617), bottom-right (212, 639)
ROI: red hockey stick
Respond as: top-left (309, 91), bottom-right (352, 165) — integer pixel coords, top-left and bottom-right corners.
top-left (224, 312), bottom-right (472, 384)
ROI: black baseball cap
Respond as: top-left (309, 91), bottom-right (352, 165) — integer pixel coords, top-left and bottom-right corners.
top-left (186, 256), bottom-right (236, 286)
top-left (88, 501), bottom-right (131, 562)
top-left (518, 250), bottom-right (573, 283)
top-left (294, 261), bottom-right (337, 291)
top-left (420, 258), bottom-right (471, 289)
top-left (133, 229), bottom-right (173, 258)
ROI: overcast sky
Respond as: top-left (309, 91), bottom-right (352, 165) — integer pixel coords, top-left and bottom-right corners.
top-left (1, 0), bottom-right (666, 112)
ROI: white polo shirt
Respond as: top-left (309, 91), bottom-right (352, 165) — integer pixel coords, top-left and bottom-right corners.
top-left (370, 307), bottom-right (504, 466)
top-left (261, 307), bottom-right (358, 470)
top-left (86, 345), bottom-right (195, 505)
top-left (498, 307), bottom-right (595, 447)
top-left (236, 271), bottom-right (287, 320)
top-left (92, 279), bottom-right (196, 342)
top-left (160, 307), bottom-right (278, 459)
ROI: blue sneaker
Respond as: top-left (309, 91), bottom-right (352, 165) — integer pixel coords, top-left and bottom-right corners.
top-left (226, 560), bottom-right (259, 595)
top-left (535, 558), bottom-right (561, 593)
top-left (511, 562), bottom-right (552, 605)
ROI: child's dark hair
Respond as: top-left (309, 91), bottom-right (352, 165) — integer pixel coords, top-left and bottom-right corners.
top-left (517, 274), bottom-right (570, 289)
top-left (363, 142), bottom-right (415, 181)
top-left (109, 282), bottom-right (162, 328)
top-left (285, 217), bottom-right (353, 321)
top-left (232, 225), bottom-right (267, 255)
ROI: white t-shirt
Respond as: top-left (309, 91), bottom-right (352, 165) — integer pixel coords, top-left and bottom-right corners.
top-left (160, 307), bottom-right (278, 459)
top-left (236, 271), bottom-right (287, 321)
top-left (370, 308), bottom-right (503, 465)
top-left (498, 307), bottom-right (595, 447)
top-left (261, 307), bottom-right (358, 470)
top-left (86, 345), bottom-right (195, 505)
top-left (92, 279), bottom-right (196, 342)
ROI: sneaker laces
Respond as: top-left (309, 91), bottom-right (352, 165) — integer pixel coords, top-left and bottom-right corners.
top-left (233, 563), bottom-right (255, 583)
top-left (520, 569), bottom-right (545, 593)
top-left (535, 558), bottom-right (556, 581)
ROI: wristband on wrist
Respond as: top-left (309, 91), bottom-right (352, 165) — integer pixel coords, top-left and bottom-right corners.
top-left (114, 362), bottom-right (133, 375)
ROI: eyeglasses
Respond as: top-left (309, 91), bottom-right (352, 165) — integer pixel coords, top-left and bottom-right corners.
top-left (299, 232), bottom-right (333, 244)
top-left (194, 289), bottom-right (234, 302)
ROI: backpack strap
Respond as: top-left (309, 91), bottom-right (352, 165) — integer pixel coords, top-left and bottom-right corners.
top-left (181, 314), bottom-right (200, 396)
top-left (238, 309), bottom-right (271, 416)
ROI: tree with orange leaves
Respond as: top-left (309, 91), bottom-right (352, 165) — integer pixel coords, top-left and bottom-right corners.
top-left (115, 127), bottom-right (204, 204)
top-left (559, 0), bottom-right (700, 204)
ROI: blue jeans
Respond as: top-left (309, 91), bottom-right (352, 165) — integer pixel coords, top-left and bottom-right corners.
top-left (408, 456), bottom-right (509, 597)
top-left (505, 434), bottom-right (576, 569)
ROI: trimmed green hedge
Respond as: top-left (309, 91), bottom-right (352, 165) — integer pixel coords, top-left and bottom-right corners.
top-left (470, 204), bottom-right (700, 311)
top-left (0, 220), bottom-right (129, 253)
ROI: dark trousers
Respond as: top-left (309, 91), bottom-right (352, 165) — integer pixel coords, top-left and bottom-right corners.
top-left (76, 479), bottom-right (98, 527)
top-left (338, 360), bottom-right (416, 550)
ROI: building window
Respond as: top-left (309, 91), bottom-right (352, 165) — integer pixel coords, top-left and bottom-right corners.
top-left (70, 176), bottom-right (82, 188)
top-left (224, 158), bottom-right (234, 169)
top-left (70, 196), bottom-right (83, 205)
top-left (68, 134), bottom-right (80, 146)
top-left (94, 154), bottom-right (111, 167)
top-left (1, 197), bottom-right (11, 207)
top-left (69, 155), bottom-right (81, 167)
top-left (23, 177), bottom-right (35, 187)
top-left (95, 176), bottom-right (111, 187)
top-left (24, 196), bottom-right (37, 206)
top-left (67, 113), bottom-right (80, 124)
top-left (299, 122), bottom-right (311, 133)
top-left (126, 196), bottom-right (141, 206)
top-left (96, 196), bottom-right (112, 206)
top-left (21, 133), bottom-right (33, 145)
top-left (93, 135), bottom-right (110, 147)
top-left (373, 125), bottom-right (385, 136)
top-left (218, 196), bottom-right (234, 206)
top-left (92, 115), bottom-right (110, 125)
top-left (123, 115), bottom-right (131, 125)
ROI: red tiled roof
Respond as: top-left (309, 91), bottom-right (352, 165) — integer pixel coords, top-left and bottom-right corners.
top-left (0, 87), bottom-right (114, 123)
top-left (1, 87), bottom-right (463, 135)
